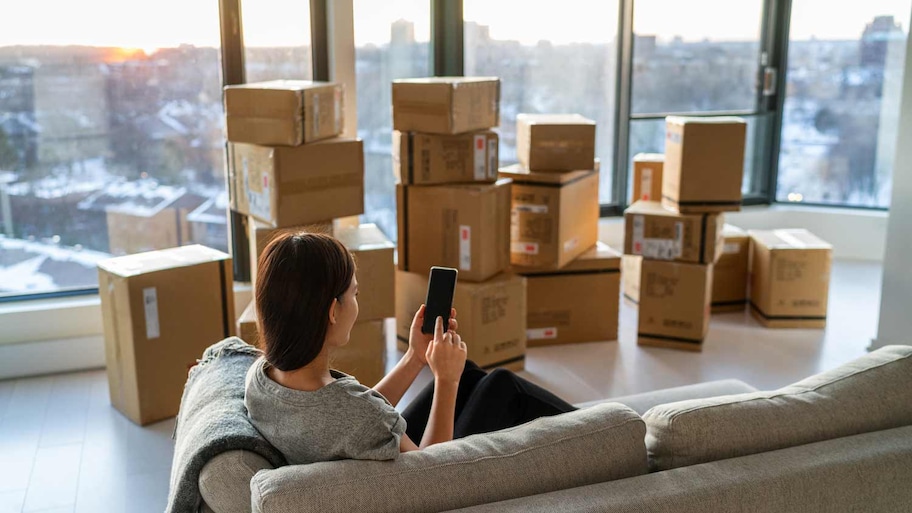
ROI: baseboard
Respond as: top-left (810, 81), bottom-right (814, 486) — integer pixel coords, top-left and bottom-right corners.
top-left (0, 335), bottom-right (105, 380)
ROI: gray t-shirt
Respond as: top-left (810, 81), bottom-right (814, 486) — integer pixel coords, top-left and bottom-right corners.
top-left (244, 357), bottom-right (405, 465)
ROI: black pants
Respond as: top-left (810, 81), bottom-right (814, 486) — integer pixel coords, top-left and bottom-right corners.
top-left (402, 361), bottom-right (578, 442)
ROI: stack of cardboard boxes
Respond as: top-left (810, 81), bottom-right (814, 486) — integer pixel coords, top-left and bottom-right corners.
top-left (501, 114), bottom-right (621, 347)
top-left (623, 117), bottom-right (747, 351)
top-left (391, 77), bottom-right (527, 371)
top-left (224, 80), bottom-right (394, 386)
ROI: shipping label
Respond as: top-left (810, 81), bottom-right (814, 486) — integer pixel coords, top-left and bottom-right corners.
top-left (143, 287), bottom-right (160, 340)
top-left (487, 138), bottom-right (499, 179)
top-left (527, 327), bottom-right (558, 340)
top-left (641, 167), bottom-right (653, 200)
top-left (459, 225), bottom-right (471, 271)
top-left (723, 242), bottom-right (742, 255)
top-left (243, 157), bottom-right (271, 221)
top-left (473, 135), bottom-right (486, 180)
top-left (511, 241), bottom-right (539, 255)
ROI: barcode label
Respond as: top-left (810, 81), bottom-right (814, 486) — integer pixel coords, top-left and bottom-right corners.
top-left (473, 135), bottom-right (486, 180)
top-left (632, 215), bottom-right (645, 254)
top-left (487, 138), bottom-right (499, 179)
top-left (511, 242), bottom-right (539, 255)
top-left (527, 327), bottom-right (558, 340)
top-left (513, 204), bottom-right (548, 214)
top-left (143, 287), bottom-right (160, 340)
top-left (724, 242), bottom-right (742, 254)
top-left (459, 225), bottom-right (471, 270)
top-left (641, 168), bottom-right (653, 200)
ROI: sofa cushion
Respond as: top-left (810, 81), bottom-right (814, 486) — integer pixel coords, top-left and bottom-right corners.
top-left (576, 379), bottom-right (758, 414)
top-left (250, 402), bottom-right (646, 513)
top-left (449, 425), bottom-right (912, 513)
top-left (643, 345), bottom-right (912, 471)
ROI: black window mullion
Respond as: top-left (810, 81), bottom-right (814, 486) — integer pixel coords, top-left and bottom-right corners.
top-left (431, 0), bottom-right (464, 76)
top-left (610, 0), bottom-right (635, 214)
top-left (219, 0), bottom-right (251, 283)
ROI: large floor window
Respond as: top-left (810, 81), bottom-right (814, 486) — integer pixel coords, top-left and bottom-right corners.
top-left (777, 0), bottom-right (911, 207)
top-left (354, 0), bottom-right (430, 241)
top-left (463, 0), bottom-right (620, 203)
top-left (0, 0), bottom-right (226, 298)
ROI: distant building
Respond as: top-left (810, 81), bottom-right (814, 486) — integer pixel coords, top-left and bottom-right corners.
top-left (634, 35), bottom-right (657, 60)
top-left (77, 179), bottom-right (207, 256)
top-left (186, 191), bottom-right (229, 253)
top-left (861, 16), bottom-right (904, 68)
top-left (0, 66), bottom-right (38, 171)
top-left (391, 19), bottom-right (416, 46)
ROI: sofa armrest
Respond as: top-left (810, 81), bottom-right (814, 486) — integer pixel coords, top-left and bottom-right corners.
top-left (575, 379), bottom-right (757, 414)
top-left (200, 450), bottom-right (274, 513)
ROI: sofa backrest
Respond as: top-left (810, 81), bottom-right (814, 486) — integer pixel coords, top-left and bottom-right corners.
top-left (450, 424), bottom-right (912, 513)
top-left (200, 450), bottom-right (274, 513)
top-left (643, 345), bottom-right (912, 471)
top-left (250, 402), bottom-right (647, 513)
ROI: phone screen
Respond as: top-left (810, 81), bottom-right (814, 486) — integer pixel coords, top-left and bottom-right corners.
top-left (421, 266), bottom-right (458, 334)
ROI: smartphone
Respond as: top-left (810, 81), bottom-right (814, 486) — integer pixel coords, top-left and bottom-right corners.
top-left (421, 266), bottom-right (458, 334)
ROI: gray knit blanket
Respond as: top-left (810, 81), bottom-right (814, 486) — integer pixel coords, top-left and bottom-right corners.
top-left (166, 337), bottom-right (287, 513)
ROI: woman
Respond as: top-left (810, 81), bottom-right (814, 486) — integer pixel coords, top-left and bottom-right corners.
top-left (244, 231), bottom-right (576, 464)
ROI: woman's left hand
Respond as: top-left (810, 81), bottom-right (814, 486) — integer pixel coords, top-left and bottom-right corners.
top-left (409, 304), bottom-right (457, 365)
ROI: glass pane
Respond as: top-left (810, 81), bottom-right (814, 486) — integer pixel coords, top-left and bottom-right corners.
top-left (0, 2), bottom-right (226, 298)
top-left (627, 115), bottom-right (768, 202)
top-left (464, 0), bottom-right (620, 203)
top-left (354, 0), bottom-right (431, 241)
top-left (632, 0), bottom-right (763, 114)
top-left (777, 1), bottom-right (911, 207)
top-left (243, 0), bottom-right (313, 82)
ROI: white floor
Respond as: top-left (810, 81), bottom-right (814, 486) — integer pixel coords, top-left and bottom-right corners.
top-left (0, 260), bottom-right (883, 513)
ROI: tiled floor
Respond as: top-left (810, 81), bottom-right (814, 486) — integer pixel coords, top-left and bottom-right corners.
top-left (0, 260), bottom-right (883, 512)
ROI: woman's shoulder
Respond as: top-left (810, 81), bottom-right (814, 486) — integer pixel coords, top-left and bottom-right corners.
top-left (329, 370), bottom-right (396, 412)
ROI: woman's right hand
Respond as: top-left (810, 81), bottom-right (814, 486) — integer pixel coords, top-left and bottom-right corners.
top-left (426, 316), bottom-right (467, 385)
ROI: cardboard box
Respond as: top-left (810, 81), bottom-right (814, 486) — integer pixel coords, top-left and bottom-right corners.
top-left (749, 229), bottom-right (832, 328)
top-left (520, 242), bottom-right (620, 346)
top-left (249, 221), bottom-right (395, 322)
top-left (622, 255), bottom-right (642, 303)
top-left (395, 270), bottom-right (526, 370)
top-left (237, 299), bottom-right (259, 347)
top-left (392, 77), bottom-right (500, 134)
top-left (662, 116), bottom-right (747, 213)
top-left (248, 218), bottom-right (334, 288)
top-left (229, 138), bottom-right (364, 228)
top-left (392, 130), bottom-right (499, 185)
top-left (332, 321), bottom-right (387, 388)
top-left (97, 245), bottom-right (235, 425)
top-left (224, 80), bottom-right (344, 146)
top-left (712, 224), bottom-right (750, 312)
top-left (636, 260), bottom-right (713, 352)
top-left (623, 201), bottom-right (724, 264)
top-left (631, 153), bottom-right (664, 202)
top-left (499, 164), bottom-right (599, 271)
top-left (397, 180), bottom-right (511, 283)
top-left (516, 114), bottom-right (596, 171)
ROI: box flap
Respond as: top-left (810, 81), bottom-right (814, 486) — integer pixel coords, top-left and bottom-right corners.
top-left (633, 153), bottom-right (665, 162)
top-left (666, 116), bottom-right (747, 126)
top-left (335, 223), bottom-right (395, 251)
top-left (393, 76), bottom-right (499, 86)
top-left (516, 113), bottom-right (595, 126)
top-left (625, 200), bottom-right (682, 217)
top-left (499, 164), bottom-right (595, 185)
top-left (225, 79), bottom-right (339, 92)
top-left (722, 223), bottom-right (748, 238)
top-left (98, 245), bottom-right (229, 277)
top-left (750, 229), bottom-right (832, 250)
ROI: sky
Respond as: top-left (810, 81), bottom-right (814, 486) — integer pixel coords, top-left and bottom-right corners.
top-left (0, 0), bottom-right (908, 48)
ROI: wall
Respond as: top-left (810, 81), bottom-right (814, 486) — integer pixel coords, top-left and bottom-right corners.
top-left (872, 10), bottom-right (912, 350)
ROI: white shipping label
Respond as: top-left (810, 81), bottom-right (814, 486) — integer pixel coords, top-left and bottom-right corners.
top-left (632, 215), bottom-right (645, 254)
top-left (641, 168), bottom-right (653, 200)
top-left (723, 242), bottom-right (742, 255)
top-left (510, 210), bottom-right (520, 240)
top-left (473, 135), bottom-right (486, 180)
top-left (641, 239), bottom-right (680, 260)
top-left (487, 139), bottom-right (499, 179)
top-left (459, 225), bottom-right (472, 271)
top-left (512, 203), bottom-right (549, 214)
top-left (511, 242), bottom-right (539, 255)
top-left (243, 158), bottom-right (271, 221)
top-left (143, 287), bottom-right (161, 340)
top-left (527, 327), bottom-right (558, 340)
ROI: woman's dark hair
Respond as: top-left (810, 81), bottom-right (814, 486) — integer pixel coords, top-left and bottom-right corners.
top-left (255, 230), bottom-right (355, 371)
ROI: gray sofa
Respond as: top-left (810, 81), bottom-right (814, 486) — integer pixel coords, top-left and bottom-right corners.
top-left (198, 345), bottom-right (912, 513)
